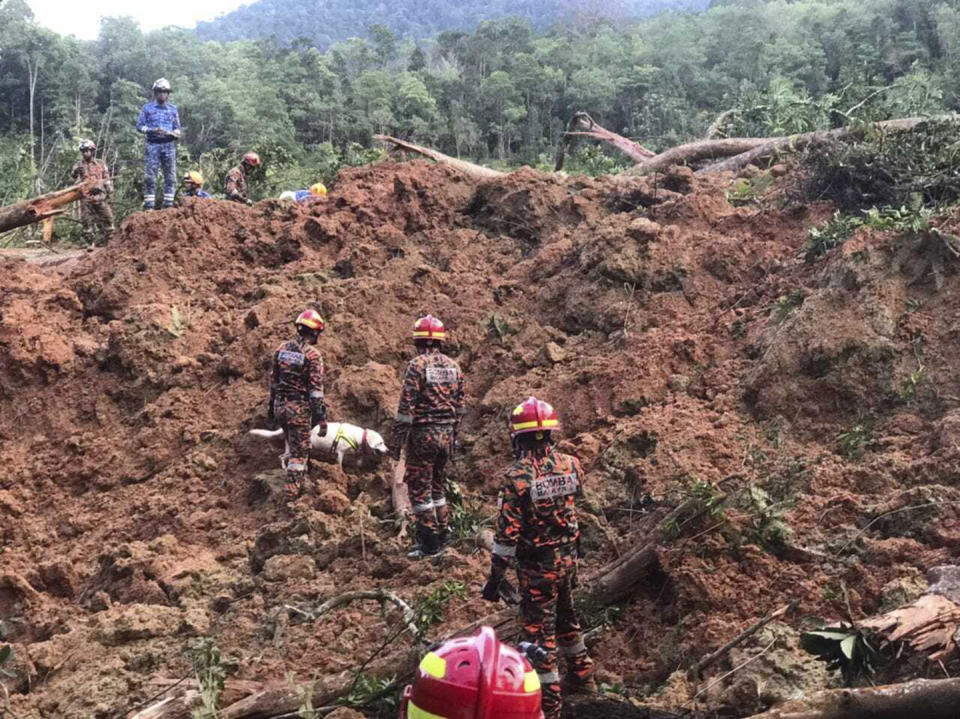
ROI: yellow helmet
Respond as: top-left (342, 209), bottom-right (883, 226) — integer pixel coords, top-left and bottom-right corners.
top-left (309, 182), bottom-right (328, 197)
top-left (183, 171), bottom-right (204, 186)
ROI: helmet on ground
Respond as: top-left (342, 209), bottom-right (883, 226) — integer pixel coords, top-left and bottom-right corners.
top-left (309, 182), bottom-right (328, 197)
top-left (413, 314), bottom-right (445, 343)
top-left (510, 396), bottom-right (560, 437)
top-left (183, 171), bottom-right (204, 186)
top-left (295, 309), bottom-right (324, 333)
top-left (152, 78), bottom-right (171, 92)
top-left (79, 139), bottom-right (96, 152)
top-left (399, 626), bottom-right (542, 719)
top-left (242, 151), bottom-right (261, 167)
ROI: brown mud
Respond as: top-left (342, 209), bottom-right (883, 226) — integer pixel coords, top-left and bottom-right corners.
top-left (2, 160), bottom-right (959, 717)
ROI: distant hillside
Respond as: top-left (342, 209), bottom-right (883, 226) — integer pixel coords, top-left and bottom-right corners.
top-left (194, 0), bottom-right (709, 48)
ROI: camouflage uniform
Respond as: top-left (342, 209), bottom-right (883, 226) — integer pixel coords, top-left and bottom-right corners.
top-left (269, 336), bottom-right (325, 501)
top-left (71, 158), bottom-right (114, 245)
top-left (492, 446), bottom-right (594, 719)
top-left (136, 100), bottom-right (180, 208)
top-left (395, 348), bottom-right (464, 547)
top-left (224, 166), bottom-right (249, 203)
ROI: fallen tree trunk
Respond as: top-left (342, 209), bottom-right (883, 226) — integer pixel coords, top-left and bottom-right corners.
top-left (697, 115), bottom-right (957, 176)
top-left (744, 677), bottom-right (960, 719)
top-left (0, 183), bottom-right (85, 234)
top-left (373, 135), bottom-right (504, 181)
top-left (555, 111), bottom-right (655, 170)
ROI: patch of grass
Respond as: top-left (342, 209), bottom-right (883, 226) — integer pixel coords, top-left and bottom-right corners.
top-left (804, 205), bottom-right (934, 260)
top-left (900, 364), bottom-right (927, 400)
top-left (190, 638), bottom-right (232, 719)
top-left (836, 423), bottom-right (871, 459)
top-left (414, 581), bottom-right (467, 639)
top-left (768, 290), bottom-right (805, 324)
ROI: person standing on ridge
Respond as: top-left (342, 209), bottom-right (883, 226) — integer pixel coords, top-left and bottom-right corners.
top-left (268, 309), bottom-right (326, 507)
top-left (71, 139), bottom-right (114, 247)
top-left (482, 396), bottom-right (595, 719)
top-left (225, 152), bottom-right (260, 205)
top-left (136, 78), bottom-right (181, 209)
top-left (392, 314), bottom-right (465, 559)
top-left (181, 171), bottom-right (211, 199)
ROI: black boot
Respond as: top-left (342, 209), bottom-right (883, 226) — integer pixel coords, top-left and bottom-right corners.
top-left (407, 526), bottom-right (442, 559)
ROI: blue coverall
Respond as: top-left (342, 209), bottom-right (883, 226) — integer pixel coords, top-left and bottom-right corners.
top-left (137, 101), bottom-right (181, 208)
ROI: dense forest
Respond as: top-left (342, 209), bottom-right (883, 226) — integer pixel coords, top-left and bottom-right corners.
top-left (194, 0), bottom-right (710, 49)
top-left (1, 0), bottom-right (959, 237)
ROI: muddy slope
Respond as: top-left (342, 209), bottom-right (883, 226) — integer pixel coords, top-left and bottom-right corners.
top-left (2, 161), bottom-right (959, 717)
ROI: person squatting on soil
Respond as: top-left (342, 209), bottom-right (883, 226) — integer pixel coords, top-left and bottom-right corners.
top-left (137, 78), bottom-right (181, 209)
top-left (392, 314), bottom-right (465, 559)
top-left (483, 396), bottom-right (595, 719)
top-left (181, 171), bottom-right (212, 199)
top-left (71, 139), bottom-right (114, 247)
top-left (279, 182), bottom-right (327, 204)
top-left (268, 309), bottom-right (327, 505)
top-left (225, 151), bottom-right (261, 205)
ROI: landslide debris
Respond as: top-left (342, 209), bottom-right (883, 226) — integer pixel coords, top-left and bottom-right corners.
top-left (2, 160), bottom-right (960, 717)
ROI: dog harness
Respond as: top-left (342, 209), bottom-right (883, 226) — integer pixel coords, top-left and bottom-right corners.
top-left (330, 426), bottom-right (368, 455)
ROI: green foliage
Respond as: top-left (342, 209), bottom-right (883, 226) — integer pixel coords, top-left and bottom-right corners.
top-left (768, 290), bottom-right (804, 324)
top-left (726, 172), bottom-right (774, 206)
top-left (739, 484), bottom-right (792, 551)
top-left (900, 364), bottom-right (927, 400)
top-left (805, 211), bottom-right (863, 258)
top-left (836, 423), bottom-right (871, 459)
top-left (343, 674), bottom-right (398, 716)
top-left (804, 120), bottom-right (960, 212)
top-left (662, 476), bottom-right (726, 540)
top-left (805, 205), bottom-right (935, 259)
top-left (190, 638), bottom-right (230, 719)
top-left (414, 581), bottom-right (467, 637)
top-left (801, 626), bottom-right (878, 686)
top-left (445, 481), bottom-right (489, 540)
top-left (0, 644), bottom-right (14, 679)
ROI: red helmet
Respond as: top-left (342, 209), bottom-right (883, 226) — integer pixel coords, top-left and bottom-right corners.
top-left (294, 309), bottom-right (324, 332)
top-left (399, 626), bottom-right (543, 719)
top-left (510, 397), bottom-right (560, 437)
top-left (413, 314), bottom-right (445, 343)
top-left (242, 151), bottom-right (261, 167)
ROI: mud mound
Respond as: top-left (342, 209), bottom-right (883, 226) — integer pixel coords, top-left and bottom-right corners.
top-left (3, 159), bottom-right (960, 717)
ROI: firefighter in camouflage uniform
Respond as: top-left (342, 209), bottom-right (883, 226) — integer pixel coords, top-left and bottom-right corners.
top-left (225, 152), bottom-right (260, 204)
top-left (482, 396), bottom-right (595, 719)
top-left (392, 314), bottom-right (465, 559)
top-left (268, 309), bottom-right (326, 505)
top-left (71, 140), bottom-right (114, 247)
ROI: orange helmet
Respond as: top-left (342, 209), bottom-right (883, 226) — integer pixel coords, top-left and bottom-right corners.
top-left (399, 626), bottom-right (543, 719)
top-left (242, 151), bottom-right (261, 167)
top-left (413, 314), bottom-right (445, 343)
top-left (510, 397), bottom-right (560, 437)
top-left (295, 309), bottom-right (324, 333)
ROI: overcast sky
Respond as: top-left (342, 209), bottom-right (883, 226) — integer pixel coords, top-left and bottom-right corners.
top-left (27, 0), bottom-right (249, 40)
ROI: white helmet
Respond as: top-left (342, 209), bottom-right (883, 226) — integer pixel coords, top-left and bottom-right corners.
top-left (152, 78), bottom-right (171, 92)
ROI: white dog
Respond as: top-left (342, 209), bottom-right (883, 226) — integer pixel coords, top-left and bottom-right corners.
top-left (250, 421), bottom-right (389, 473)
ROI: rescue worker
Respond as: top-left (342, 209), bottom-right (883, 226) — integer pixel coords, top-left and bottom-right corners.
top-left (181, 171), bottom-right (212, 199)
top-left (70, 139), bottom-right (114, 247)
top-left (290, 183), bottom-right (327, 203)
top-left (225, 151), bottom-right (260, 205)
top-left (398, 626), bottom-right (543, 719)
top-left (392, 314), bottom-right (465, 559)
top-left (136, 78), bottom-right (181, 209)
top-left (482, 396), bottom-right (595, 719)
top-left (267, 309), bottom-right (326, 506)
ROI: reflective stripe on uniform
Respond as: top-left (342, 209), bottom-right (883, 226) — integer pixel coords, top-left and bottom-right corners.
top-left (287, 460), bottom-right (307, 472)
top-left (413, 501), bottom-right (435, 515)
top-left (408, 703), bottom-right (445, 719)
top-left (538, 671), bottom-right (560, 684)
top-left (492, 542), bottom-right (516, 558)
top-left (433, 497), bottom-right (447, 508)
top-left (309, 390), bottom-right (324, 398)
top-left (396, 413), bottom-right (414, 424)
top-left (560, 638), bottom-right (587, 655)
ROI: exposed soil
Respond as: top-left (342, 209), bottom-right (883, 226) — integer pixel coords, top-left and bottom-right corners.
top-left (2, 160), bottom-right (959, 718)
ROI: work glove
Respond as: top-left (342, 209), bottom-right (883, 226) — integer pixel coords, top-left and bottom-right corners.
top-left (245, 198), bottom-right (254, 206)
top-left (310, 399), bottom-right (326, 428)
top-left (481, 576), bottom-right (501, 602)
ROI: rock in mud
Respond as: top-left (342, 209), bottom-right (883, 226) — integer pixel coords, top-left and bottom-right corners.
top-left (94, 604), bottom-right (183, 646)
top-left (262, 554), bottom-right (316, 582)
